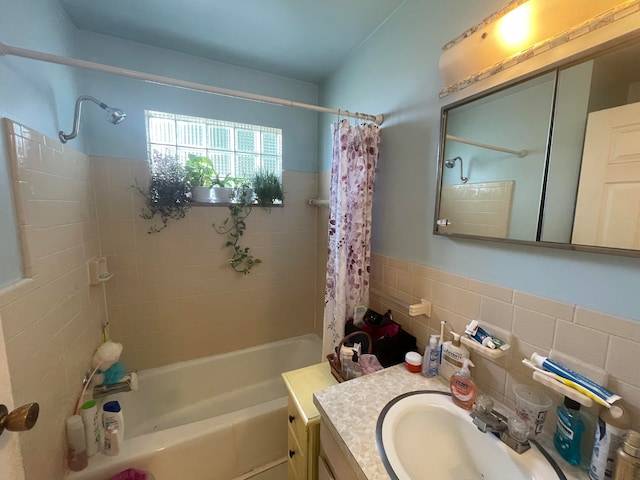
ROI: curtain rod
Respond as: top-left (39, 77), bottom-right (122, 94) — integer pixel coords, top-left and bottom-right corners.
top-left (0, 42), bottom-right (385, 126)
top-left (446, 134), bottom-right (527, 157)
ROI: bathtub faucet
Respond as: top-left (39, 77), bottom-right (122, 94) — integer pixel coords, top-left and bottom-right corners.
top-left (92, 371), bottom-right (139, 399)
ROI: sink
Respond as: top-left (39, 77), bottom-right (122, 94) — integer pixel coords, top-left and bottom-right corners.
top-left (376, 390), bottom-right (564, 480)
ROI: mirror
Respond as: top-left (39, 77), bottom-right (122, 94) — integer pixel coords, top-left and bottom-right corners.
top-left (435, 39), bottom-right (640, 256)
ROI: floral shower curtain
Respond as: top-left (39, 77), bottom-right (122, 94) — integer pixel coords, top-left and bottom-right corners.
top-left (322, 119), bottom-right (381, 356)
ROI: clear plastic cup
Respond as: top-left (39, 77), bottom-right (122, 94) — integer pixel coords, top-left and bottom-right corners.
top-left (513, 384), bottom-right (552, 436)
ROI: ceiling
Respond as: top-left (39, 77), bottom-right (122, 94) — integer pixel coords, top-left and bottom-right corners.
top-left (58, 0), bottom-right (406, 83)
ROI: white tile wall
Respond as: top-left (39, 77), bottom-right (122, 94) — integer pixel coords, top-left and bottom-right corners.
top-left (370, 252), bottom-right (640, 432)
top-left (0, 119), bottom-right (106, 480)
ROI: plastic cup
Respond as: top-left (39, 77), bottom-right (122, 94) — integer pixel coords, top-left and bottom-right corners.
top-left (513, 384), bottom-right (552, 436)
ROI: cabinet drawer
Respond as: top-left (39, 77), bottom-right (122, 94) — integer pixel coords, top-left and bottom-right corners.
top-left (288, 429), bottom-right (307, 480)
top-left (287, 396), bottom-right (308, 445)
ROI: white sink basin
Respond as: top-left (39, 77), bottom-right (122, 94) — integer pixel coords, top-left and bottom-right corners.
top-left (376, 391), bottom-right (563, 480)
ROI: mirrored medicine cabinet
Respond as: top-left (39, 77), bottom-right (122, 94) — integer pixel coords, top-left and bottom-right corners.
top-left (434, 36), bottom-right (640, 257)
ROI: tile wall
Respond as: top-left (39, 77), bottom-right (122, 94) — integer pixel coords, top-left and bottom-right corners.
top-left (93, 158), bottom-right (319, 370)
top-left (368, 252), bottom-right (640, 432)
top-left (439, 180), bottom-right (514, 238)
top-left (0, 120), bottom-right (106, 480)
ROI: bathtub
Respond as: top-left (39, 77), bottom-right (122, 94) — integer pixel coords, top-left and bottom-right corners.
top-left (66, 334), bottom-right (322, 480)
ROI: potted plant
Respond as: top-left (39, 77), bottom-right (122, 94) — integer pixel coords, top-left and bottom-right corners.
top-left (185, 154), bottom-right (214, 202)
top-left (252, 170), bottom-right (284, 206)
top-left (234, 178), bottom-right (255, 204)
top-left (211, 168), bottom-right (235, 203)
top-left (134, 152), bottom-right (192, 233)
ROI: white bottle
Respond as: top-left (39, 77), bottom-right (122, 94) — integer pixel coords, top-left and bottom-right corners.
top-left (102, 400), bottom-right (124, 443)
top-left (589, 405), bottom-right (631, 480)
top-left (103, 425), bottom-right (120, 456)
top-left (66, 415), bottom-right (88, 471)
top-left (440, 332), bottom-right (470, 381)
top-left (421, 335), bottom-right (440, 377)
top-left (80, 400), bottom-right (100, 457)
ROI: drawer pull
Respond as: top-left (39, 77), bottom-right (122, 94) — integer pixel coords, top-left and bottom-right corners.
top-left (289, 449), bottom-right (295, 458)
top-left (288, 415), bottom-right (295, 423)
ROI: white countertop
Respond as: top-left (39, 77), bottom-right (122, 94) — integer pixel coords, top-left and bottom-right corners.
top-left (313, 364), bottom-right (589, 480)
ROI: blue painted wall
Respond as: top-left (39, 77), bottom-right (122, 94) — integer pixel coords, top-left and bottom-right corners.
top-left (319, 0), bottom-right (640, 321)
top-left (74, 31), bottom-right (318, 171)
top-left (0, 0), bottom-right (82, 287)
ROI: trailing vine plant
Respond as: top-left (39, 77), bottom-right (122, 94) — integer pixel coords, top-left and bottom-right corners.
top-left (214, 184), bottom-right (262, 274)
top-left (134, 152), bottom-right (192, 233)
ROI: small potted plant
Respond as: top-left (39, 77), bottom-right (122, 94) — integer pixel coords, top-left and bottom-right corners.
top-left (134, 152), bottom-right (192, 233)
top-left (234, 178), bottom-right (255, 204)
top-left (211, 168), bottom-right (235, 203)
top-left (185, 154), bottom-right (214, 202)
top-left (252, 170), bottom-right (284, 206)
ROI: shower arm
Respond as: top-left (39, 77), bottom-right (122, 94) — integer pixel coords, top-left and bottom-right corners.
top-left (59, 95), bottom-right (108, 144)
top-left (446, 156), bottom-right (468, 183)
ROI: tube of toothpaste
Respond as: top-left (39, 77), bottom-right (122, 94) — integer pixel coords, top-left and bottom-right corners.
top-left (464, 320), bottom-right (510, 351)
top-left (530, 353), bottom-right (621, 405)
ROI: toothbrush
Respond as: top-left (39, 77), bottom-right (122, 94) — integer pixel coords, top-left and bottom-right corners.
top-left (521, 359), bottom-right (623, 416)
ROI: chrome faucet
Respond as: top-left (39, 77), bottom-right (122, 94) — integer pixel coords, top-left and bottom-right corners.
top-left (92, 371), bottom-right (138, 399)
top-left (470, 394), bottom-right (531, 454)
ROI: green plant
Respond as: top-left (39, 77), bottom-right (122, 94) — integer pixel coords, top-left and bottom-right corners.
top-left (185, 154), bottom-right (214, 187)
top-left (214, 198), bottom-right (262, 274)
top-left (211, 168), bottom-right (235, 188)
top-left (252, 170), bottom-right (284, 205)
top-left (134, 152), bottom-right (192, 233)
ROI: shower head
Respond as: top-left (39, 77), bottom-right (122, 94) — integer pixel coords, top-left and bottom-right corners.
top-left (59, 95), bottom-right (126, 143)
top-left (444, 156), bottom-right (468, 183)
top-left (444, 157), bottom-right (459, 169)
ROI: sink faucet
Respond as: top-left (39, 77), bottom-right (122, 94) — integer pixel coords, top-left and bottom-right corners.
top-left (92, 371), bottom-right (138, 399)
top-left (470, 394), bottom-right (531, 454)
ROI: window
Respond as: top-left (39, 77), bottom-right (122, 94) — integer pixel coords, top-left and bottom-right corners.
top-left (145, 110), bottom-right (282, 179)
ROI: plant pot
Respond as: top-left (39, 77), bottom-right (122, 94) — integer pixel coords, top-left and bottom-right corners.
top-left (236, 188), bottom-right (255, 204)
top-left (191, 186), bottom-right (212, 203)
top-left (212, 187), bottom-right (234, 203)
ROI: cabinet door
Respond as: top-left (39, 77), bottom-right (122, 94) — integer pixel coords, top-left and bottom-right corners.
top-left (318, 455), bottom-right (335, 480)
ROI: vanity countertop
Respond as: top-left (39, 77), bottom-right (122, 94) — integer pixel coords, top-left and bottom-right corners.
top-left (313, 364), bottom-right (589, 480)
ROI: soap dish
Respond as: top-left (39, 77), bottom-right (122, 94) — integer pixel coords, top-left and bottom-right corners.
top-left (88, 257), bottom-right (113, 285)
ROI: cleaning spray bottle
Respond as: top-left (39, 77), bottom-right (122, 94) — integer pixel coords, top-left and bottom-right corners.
top-left (450, 358), bottom-right (477, 410)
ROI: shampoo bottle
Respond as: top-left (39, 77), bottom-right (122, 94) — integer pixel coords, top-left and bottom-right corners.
top-left (66, 415), bottom-right (88, 471)
top-left (102, 400), bottom-right (124, 443)
top-left (450, 358), bottom-right (477, 410)
top-left (589, 404), bottom-right (631, 480)
top-left (421, 335), bottom-right (440, 378)
top-left (80, 400), bottom-right (100, 457)
top-left (554, 396), bottom-right (586, 466)
top-left (440, 332), bottom-right (470, 381)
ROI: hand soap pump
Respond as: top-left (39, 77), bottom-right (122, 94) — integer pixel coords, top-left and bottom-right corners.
top-left (440, 332), bottom-right (470, 381)
top-left (450, 358), bottom-right (477, 410)
top-left (421, 334), bottom-right (440, 377)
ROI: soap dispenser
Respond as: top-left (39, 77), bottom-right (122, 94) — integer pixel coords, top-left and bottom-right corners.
top-left (440, 332), bottom-right (470, 381)
top-left (421, 334), bottom-right (440, 377)
top-left (450, 358), bottom-right (477, 410)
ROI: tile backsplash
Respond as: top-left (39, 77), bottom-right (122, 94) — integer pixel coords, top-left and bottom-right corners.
top-left (369, 252), bottom-right (640, 431)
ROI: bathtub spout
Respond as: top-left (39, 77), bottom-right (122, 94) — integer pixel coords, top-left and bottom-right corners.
top-left (93, 372), bottom-right (138, 399)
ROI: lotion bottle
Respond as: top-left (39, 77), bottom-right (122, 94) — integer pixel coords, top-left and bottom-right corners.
top-left (589, 404), bottom-right (631, 480)
top-left (440, 332), bottom-right (470, 381)
top-left (450, 358), bottom-right (477, 410)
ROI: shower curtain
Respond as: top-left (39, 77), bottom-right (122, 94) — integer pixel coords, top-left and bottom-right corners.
top-left (322, 119), bottom-right (381, 356)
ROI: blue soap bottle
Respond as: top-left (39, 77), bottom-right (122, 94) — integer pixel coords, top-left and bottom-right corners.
top-left (554, 396), bottom-right (585, 465)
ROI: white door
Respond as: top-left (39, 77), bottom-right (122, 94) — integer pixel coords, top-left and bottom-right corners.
top-left (572, 102), bottom-right (640, 249)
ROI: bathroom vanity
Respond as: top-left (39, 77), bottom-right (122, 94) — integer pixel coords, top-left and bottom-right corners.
top-left (282, 362), bottom-right (338, 480)
top-left (313, 365), bottom-right (589, 480)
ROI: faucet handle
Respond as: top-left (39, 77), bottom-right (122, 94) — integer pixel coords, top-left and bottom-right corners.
top-left (507, 416), bottom-right (529, 443)
top-left (474, 394), bottom-right (494, 414)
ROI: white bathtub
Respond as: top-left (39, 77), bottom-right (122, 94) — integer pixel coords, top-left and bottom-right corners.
top-left (67, 334), bottom-right (322, 480)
